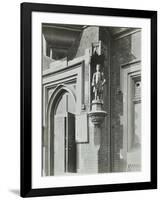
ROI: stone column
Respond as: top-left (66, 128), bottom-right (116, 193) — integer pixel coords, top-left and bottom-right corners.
top-left (42, 34), bottom-right (47, 56)
top-left (88, 100), bottom-right (107, 173)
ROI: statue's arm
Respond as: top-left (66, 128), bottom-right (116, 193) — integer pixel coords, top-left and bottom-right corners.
top-left (101, 72), bottom-right (106, 86)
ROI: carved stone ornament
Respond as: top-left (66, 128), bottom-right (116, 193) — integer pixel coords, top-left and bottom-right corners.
top-left (88, 110), bottom-right (107, 126)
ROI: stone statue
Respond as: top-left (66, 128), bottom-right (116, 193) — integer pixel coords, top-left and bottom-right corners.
top-left (92, 64), bottom-right (106, 101)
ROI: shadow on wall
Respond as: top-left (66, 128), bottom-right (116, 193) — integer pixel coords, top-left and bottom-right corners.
top-left (110, 32), bottom-right (140, 172)
top-left (67, 31), bottom-right (83, 61)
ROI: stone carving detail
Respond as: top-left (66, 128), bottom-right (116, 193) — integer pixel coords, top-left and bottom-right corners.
top-left (89, 65), bottom-right (107, 127)
top-left (88, 43), bottom-right (107, 128)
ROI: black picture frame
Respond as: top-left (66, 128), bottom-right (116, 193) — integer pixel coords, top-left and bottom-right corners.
top-left (21, 2), bottom-right (157, 197)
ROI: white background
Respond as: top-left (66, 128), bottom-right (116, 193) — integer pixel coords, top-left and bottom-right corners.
top-left (32, 12), bottom-right (150, 188)
top-left (0, 0), bottom-right (159, 199)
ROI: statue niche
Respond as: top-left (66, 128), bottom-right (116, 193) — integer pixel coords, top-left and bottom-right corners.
top-left (90, 44), bottom-right (105, 104)
top-left (88, 44), bottom-right (107, 127)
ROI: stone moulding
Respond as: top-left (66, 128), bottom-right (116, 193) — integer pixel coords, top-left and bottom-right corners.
top-left (88, 110), bottom-right (107, 126)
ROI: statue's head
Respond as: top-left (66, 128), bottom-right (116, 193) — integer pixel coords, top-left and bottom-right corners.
top-left (96, 64), bottom-right (100, 72)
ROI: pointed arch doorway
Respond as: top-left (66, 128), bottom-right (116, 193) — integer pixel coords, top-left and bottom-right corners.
top-left (50, 88), bottom-right (76, 176)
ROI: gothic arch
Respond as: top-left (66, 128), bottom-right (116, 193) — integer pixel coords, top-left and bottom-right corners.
top-left (46, 84), bottom-right (76, 175)
top-left (47, 84), bottom-right (76, 117)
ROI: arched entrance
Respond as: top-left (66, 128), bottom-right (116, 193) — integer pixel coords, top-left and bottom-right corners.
top-left (49, 86), bottom-right (76, 175)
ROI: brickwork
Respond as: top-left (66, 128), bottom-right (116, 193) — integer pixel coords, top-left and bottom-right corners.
top-left (110, 31), bottom-right (141, 172)
top-left (98, 28), bottom-right (111, 172)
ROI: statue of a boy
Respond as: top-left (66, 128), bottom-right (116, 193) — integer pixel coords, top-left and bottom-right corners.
top-left (92, 64), bottom-right (106, 101)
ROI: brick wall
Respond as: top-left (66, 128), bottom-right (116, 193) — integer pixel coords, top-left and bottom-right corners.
top-left (110, 31), bottom-right (141, 172)
top-left (98, 28), bottom-right (111, 172)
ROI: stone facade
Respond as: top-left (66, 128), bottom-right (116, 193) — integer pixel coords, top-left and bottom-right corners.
top-left (110, 31), bottom-right (141, 172)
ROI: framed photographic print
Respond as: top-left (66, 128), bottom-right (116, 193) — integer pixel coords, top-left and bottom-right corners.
top-left (20, 2), bottom-right (157, 197)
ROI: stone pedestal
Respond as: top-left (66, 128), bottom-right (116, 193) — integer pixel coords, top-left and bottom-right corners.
top-left (88, 100), bottom-right (107, 126)
top-left (87, 100), bottom-right (107, 173)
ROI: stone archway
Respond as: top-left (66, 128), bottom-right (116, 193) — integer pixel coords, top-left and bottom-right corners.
top-left (47, 85), bottom-right (76, 175)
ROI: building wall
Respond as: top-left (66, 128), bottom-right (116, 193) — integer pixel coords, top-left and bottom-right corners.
top-left (42, 26), bottom-right (141, 175)
top-left (75, 26), bottom-right (99, 59)
top-left (110, 31), bottom-right (141, 172)
top-left (71, 26), bottom-right (101, 174)
top-left (98, 28), bottom-right (111, 172)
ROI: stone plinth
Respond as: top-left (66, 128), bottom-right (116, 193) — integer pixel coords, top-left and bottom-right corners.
top-left (88, 100), bottom-right (107, 126)
top-left (86, 100), bottom-right (107, 173)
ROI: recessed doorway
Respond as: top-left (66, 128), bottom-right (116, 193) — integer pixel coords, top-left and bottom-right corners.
top-left (50, 90), bottom-right (76, 175)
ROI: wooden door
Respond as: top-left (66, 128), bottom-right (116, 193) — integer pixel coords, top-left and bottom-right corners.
top-left (54, 115), bottom-right (66, 175)
top-left (52, 92), bottom-right (76, 175)
top-left (66, 112), bottom-right (76, 173)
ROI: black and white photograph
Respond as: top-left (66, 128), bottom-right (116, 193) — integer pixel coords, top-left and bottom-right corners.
top-left (20, 2), bottom-right (157, 197)
top-left (41, 24), bottom-right (142, 176)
